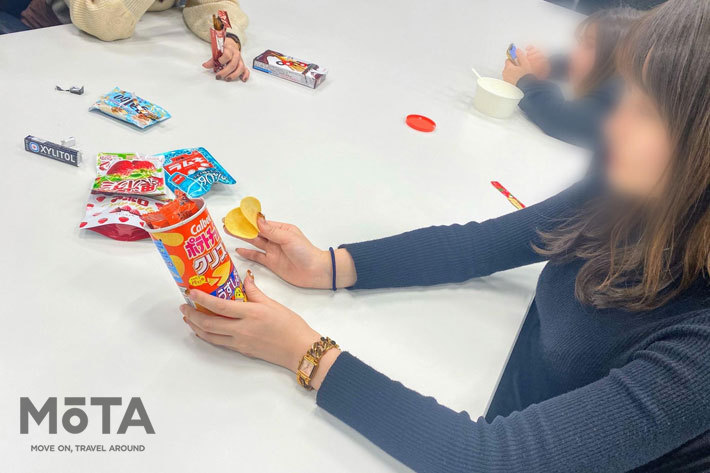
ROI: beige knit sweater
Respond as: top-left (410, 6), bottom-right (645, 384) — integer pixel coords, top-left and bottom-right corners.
top-left (65, 0), bottom-right (248, 42)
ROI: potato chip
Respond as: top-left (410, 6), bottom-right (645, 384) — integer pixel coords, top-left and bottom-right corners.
top-left (157, 232), bottom-right (185, 247)
top-left (224, 197), bottom-right (263, 239)
top-left (211, 261), bottom-right (232, 286)
top-left (240, 197), bottom-right (261, 229)
top-left (224, 207), bottom-right (259, 239)
top-left (170, 255), bottom-right (185, 276)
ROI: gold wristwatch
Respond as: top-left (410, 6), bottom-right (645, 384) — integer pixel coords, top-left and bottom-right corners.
top-left (297, 337), bottom-right (339, 390)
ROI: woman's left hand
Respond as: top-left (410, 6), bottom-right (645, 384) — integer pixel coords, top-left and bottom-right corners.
top-left (502, 49), bottom-right (534, 85)
top-left (180, 272), bottom-right (321, 373)
top-left (202, 37), bottom-right (250, 82)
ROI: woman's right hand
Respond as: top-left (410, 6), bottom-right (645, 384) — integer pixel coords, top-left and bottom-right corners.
top-left (525, 45), bottom-right (551, 79)
top-left (226, 217), bottom-right (357, 289)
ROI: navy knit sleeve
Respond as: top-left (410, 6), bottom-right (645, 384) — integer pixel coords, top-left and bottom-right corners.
top-left (317, 312), bottom-right (710, 473)
top-left (341, 182), bottom-right (588, 290)
top-left (516, 74), bottom-right (617, 148)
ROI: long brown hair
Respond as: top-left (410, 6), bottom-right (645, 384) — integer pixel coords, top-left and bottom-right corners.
top-left (576, 7), bottom-right (642, 96)
top-left (536, 0), bottom-right (710, 311)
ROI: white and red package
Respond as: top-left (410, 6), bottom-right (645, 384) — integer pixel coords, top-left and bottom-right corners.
top-left (210, 10), bottom-right (231, 72)
top-left (79, 192), bottom-right (166, 241)
top-left (93, 153), bottom-right (169, 198)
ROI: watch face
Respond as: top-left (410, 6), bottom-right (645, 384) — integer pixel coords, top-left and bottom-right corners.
top-left (299, 359), bottom-right (315, 377)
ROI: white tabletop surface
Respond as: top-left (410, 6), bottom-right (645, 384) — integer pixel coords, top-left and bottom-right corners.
top-left (0, 0), bottom-right (587, 471)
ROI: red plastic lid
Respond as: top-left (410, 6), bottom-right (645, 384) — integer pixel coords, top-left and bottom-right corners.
top-left (405, 114), bottom-right (436, 132)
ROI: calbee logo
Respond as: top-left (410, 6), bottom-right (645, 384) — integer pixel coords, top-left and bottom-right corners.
top-left (20, 397), bottom-right (155, 434)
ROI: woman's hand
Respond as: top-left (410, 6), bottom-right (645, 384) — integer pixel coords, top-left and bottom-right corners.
top-left (226, 217), bottom-right (357, 289)
top-left (202, 37), bottom-right (250, 82)
top-left (502, 49), bottom-right (534, 86)
top-left (181, 274), bottom-right (341, 389)
top-left (525, 45), bottom-right (551, 79)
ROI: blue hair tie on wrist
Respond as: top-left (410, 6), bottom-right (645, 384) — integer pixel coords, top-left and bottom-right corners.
top-left (329, 247), bottom-right (337, 292)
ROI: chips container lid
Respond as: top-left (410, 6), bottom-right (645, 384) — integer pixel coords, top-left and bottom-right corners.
top-left (405, 114), bottom-right (437, 132)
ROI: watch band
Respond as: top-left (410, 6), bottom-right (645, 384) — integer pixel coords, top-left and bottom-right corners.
top-left (225, 32), bottom-right (241, 51)
top-left (297, 337), bottom-right (339, 390)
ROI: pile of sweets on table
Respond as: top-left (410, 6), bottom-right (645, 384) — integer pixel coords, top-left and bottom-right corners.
top-left (79, 148), bottom-right (235, 240)
top-left (79, 153), bottom-right (172, 241)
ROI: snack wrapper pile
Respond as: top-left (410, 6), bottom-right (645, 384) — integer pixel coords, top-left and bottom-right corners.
top-left (80, 153), bottom-right (171, 241)
top-left (80, 148), bottom-right (234, 241)
top-left (90, 87), bottom-right (171, 129)
top-left (156, 147), bottom-right (235, 198)
top-left (210, 11), bottom-right (231, 72)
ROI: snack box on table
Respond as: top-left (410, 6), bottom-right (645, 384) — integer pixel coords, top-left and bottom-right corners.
top-left (252, 50), bottom-right (326, 89)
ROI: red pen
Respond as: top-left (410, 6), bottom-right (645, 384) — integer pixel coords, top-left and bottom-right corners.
top-left (491, 181), bottom-right (526, 210)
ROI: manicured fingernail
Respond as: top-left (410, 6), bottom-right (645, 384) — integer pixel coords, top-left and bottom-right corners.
top-left (247, 269), bottom-right (254, 280)
top-left (179, 305), bottom-right (187, 314)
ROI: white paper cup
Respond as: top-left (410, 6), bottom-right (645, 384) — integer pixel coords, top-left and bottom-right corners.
top-left (473, 77), bottom-right (524, 119)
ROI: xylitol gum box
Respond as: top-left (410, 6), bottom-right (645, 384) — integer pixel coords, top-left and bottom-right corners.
top-left (253, 50), bottom-right (327, 89)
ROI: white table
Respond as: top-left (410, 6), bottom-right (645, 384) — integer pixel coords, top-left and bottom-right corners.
top-left (0, 1), bottom-right (587, 471)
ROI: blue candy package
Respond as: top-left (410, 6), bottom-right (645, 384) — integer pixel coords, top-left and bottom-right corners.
top-left (156, 147), bottom-right (235, 198)
top-left (90, 87), bottom-right (171, 129)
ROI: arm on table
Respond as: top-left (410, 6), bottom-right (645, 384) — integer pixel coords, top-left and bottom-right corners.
top-left (340, 182), bottom-right (589, 290)
top-left (316, 313), bottom-right (710, 473)
top-left (183, 0), bottom-right (248, 42)
top-left (516, 74), bottom-right (612, 148)
top-left (66, 0), bottom-right (154, 41)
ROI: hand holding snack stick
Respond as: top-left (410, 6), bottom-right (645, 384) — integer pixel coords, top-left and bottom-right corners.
top-left (502, 49), bottom-right (534, 86)
top-left (226, 216), bottom-right (356, 290)
top-left (202, 36), bottom-right (249, 82)
top-left (202, 11), bottom-right (250, 82)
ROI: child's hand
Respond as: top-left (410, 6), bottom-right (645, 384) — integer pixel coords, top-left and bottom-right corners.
top-left (202, 37), bottom-right (250, 82)
top-left (502, 49), bottom-right (534, 85)
top-left (526, 46), bottom-right (551, 79)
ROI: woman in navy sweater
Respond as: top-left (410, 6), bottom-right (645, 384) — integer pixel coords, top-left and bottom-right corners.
top-left (502, 8), bottom-right (641, 149)
top-left (180, 1), bottom-right (710, 471)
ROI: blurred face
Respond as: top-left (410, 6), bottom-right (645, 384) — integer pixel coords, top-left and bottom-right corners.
top-left (604, 83), bottom-right (673, 197)
top-left (568, 23), bottom-right (598, 94)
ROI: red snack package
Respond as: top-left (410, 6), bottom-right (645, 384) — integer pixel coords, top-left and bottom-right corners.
top-left (79, 192), bottom-right (166, 241)
top-left (94, 153), bottom-right (168, 197)
top-left (140, 190), bottom-right (198, 229)
top-left (210, 10), bottom-right (231, 72)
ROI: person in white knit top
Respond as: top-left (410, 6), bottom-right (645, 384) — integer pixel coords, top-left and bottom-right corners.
top-left (20, 0), bottom-right (250, 82)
